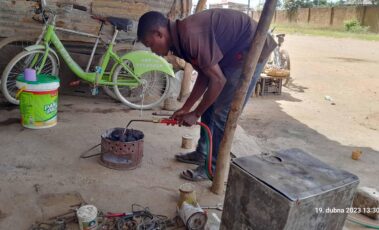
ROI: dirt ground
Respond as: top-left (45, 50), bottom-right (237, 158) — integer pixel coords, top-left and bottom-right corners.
top-left (1, 34), bottom-right (379, 229)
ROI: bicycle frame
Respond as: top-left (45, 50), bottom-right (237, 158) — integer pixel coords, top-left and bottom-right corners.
top-left (31, 23), bottom-right (175, 87)
top-left (35, 25), bottom-right (138, 86)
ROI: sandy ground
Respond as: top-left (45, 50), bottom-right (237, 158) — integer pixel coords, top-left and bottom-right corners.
top-left (0, 34), bottom-right (379, 229)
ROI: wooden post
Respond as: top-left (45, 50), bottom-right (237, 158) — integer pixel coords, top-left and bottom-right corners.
top-left (210, 0), bottom-right (278, 195)
top-left (195, 0), bottom-right (207, 13)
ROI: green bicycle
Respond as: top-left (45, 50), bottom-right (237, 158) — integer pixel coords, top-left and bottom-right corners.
top-left (1, 1), bottom-right (175, 109)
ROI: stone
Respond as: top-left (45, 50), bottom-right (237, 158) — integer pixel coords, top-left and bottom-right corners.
top-left (353, 187), bottom-right (379, 220)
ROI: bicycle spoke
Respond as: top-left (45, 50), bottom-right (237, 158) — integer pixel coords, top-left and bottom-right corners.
top-left (14, 62), bottom-right (27, 73)
top-left (7, 80), bottom-right (16, 86)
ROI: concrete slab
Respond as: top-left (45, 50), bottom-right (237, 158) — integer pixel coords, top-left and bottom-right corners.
top-left (0, 94), bottom-right (227, 229)
top-left (2, 33), bottom-right (379, 229)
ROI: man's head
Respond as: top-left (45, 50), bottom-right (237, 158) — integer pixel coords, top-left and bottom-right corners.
top-left (137, 11), bottom-right (171, 56)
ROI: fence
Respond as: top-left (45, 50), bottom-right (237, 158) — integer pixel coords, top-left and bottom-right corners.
top-left (253, 6), bottom-right (379, 33)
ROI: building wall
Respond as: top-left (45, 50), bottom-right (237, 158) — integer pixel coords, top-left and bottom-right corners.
top-left (0, 0), bottom-right (191, 42)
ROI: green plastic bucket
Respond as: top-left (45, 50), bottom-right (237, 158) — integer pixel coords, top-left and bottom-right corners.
top-left (16, 74), bottom-right (60, 129)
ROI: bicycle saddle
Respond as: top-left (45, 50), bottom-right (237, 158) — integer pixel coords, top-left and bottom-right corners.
top-left (107, 16), bottom-right (133, 32)
top-left (276, 33), bottom-right (285, 38)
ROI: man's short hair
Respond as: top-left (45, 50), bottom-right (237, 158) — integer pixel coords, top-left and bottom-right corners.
top-left (137, 11), bottom-right (168, 41)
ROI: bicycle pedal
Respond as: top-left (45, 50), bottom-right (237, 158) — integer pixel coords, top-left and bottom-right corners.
top-left (91, 87), bottom-right (99, 96)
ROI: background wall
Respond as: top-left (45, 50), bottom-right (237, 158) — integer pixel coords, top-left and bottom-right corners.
top-left (0, 0), bottom-right (192, 42)
top-left (252, 6), bottom-right (379, 33)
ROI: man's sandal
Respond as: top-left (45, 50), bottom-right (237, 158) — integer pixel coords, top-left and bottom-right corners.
top-left (180, 166), bottom-right (209, 181)
top-left (175, 151), bottom-right (205, 165)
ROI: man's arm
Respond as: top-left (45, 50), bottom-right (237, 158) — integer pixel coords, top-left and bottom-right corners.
top-left (193, 64), bottom-right (226, 117)
top-left (181, 71), bottom-right (208, 111)
top-left (175, 64), bottom-right (226, 126)
top-left (172, 70), bottom-right (208, 119)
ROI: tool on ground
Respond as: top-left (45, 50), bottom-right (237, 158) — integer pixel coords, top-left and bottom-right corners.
top-left (177, 183), bottom-right (208, 230)
top-left (125, 118), bottom-right (214, 180)
top-left (98, 204), bottom-right (174, 230)
top-left (30, 203), bottom-right (84, 230)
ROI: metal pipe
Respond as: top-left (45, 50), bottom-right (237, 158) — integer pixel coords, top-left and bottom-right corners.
top-left (85, 37), bottom-right (100, 72)
top-left (110, 29), bottom-right (119, 45)
top-left (35, 24), bottom-right (47, 45)
top-left (85, 23), bottom-right (104, 72)
top-left (55, 27), bottom-right (100, 38)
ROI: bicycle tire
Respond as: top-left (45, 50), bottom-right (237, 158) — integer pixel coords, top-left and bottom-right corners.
top-left (0, 36), bottom-right (38, 88)
top-left (1, 49), bottom-right (58, 104)
top-left (112, 60), bottom-right (171, 110)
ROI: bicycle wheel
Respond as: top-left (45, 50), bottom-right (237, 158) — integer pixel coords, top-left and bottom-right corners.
top-left (0, 36), bottom-right (37, 72)
top-left (98, 43), bottom-right (133, 99)
top-left (112, 61), bottom-right (171, 110)
top-left (279, 49), bottom-right (291, 86)
top-left (0, 36), bottom-right (38, 91)
top-left (1, 49), bottom-right (58, 104)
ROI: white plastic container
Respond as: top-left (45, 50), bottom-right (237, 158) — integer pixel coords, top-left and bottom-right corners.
top-left (76, 205), bottom-right (98, 230)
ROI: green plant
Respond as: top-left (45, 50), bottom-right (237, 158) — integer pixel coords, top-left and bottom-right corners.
top-left (344, 19), bottom-right (369, 33)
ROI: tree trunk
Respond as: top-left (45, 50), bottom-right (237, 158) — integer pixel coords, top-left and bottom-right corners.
top-left (210, 0), bottom-right (278, 194)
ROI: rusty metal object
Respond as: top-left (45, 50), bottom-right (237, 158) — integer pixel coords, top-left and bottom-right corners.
top-left (100, 128), bottom-right (144, 170)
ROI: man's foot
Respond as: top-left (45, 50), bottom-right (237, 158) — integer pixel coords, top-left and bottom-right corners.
top-left (175, 151), bottom-right (205, 165)
top-left (180, 166), bottom-right (209, 181)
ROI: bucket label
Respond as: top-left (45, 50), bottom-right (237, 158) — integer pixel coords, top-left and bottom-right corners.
top-left (82, 220), bottom-right (97, 230)
top-left (44, 102), bottom-right (58, 114)
top-left (19, 90), bottom-right (58, 128)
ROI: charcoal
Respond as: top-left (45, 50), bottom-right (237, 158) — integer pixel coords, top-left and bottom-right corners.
top-left (107, 129), bottom-right (143, 142)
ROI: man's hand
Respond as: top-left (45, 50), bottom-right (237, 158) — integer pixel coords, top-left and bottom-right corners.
top-left (171, 108), bottom-right (200, 127)
top-left (178, 111), bottom-right (199, 127)
top-left (171, 107), bottom-right (189, 120)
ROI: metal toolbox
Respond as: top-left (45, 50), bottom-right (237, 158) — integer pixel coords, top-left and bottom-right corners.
top-left (221, 148), bottom-right (359, 230)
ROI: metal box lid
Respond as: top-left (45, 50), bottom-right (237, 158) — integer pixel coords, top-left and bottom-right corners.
top-left (233, 148), bottom-right (359, 201)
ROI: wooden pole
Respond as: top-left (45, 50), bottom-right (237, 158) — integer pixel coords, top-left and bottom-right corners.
top-left (195, 0), bottom-right (207, 13)
top-left (211, 0), bottom-right (278, 194)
